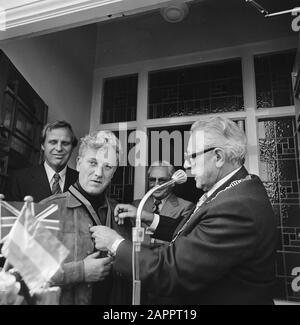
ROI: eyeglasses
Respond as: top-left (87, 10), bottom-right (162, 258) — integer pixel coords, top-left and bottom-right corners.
top-left (148, 177), bottom-right (169, 185)
top-left (184, 147), bottom-right (217, 164)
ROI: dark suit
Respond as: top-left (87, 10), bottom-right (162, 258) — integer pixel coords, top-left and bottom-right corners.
top-left (134, 193), bottom-right (195, 221)
top-left (6, 165), bottom-right (78, 202)
top-left (114, 167), bottom-right (278, 305)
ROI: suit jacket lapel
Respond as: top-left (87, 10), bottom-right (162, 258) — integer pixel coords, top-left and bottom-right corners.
top-left (32, 165), bottom-right (52, 200)
top-left (160, 193), bottom-right (179, 217)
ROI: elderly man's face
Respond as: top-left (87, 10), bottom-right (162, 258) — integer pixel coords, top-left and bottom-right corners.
top-left (148, 166), bottom-right (173, 200)
top-left (184, 130), bottom-right (218, 192)
top-left (76, 145), bottom-right (117, 196)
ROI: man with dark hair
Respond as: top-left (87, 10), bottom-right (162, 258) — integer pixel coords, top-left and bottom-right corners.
top-left (6, 120), bottom-right (78, 202)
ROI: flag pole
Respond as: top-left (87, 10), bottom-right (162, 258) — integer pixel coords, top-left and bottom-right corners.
top-left (0, 194), bottom-right (4, 242)
top-left (1, 196), bottom-right (33, 273)
top-left (1, 194), bottom-right (12, 273)
top-left (0, 194), bottom-right (4, 265)
top-left (0, 194), bottom-right (14, 273)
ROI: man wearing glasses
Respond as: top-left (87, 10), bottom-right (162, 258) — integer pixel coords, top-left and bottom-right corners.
top-left (91, 116), bottom-right (277, 305)
top-left (133, 160), bottom-right (194, 246)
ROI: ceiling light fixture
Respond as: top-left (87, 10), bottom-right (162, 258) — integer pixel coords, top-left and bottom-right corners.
top-left (160, 0), bottom-right (189, 23)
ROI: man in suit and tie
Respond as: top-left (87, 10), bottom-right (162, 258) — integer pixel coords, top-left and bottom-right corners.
top-left (133, 160), bottom-right (194, 247)
top-left (6, 120), bottom-right (78, 202)
top-left (91, 116), bottom-right (278, 305)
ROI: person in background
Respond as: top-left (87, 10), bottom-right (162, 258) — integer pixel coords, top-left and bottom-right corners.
top-left (133, 160), bottom-right (194, 247)
top-left (41, 130), bottom-right (131, 305)
top-left (6, 120), bottom-right (78, 202)
top-left (91, 116), bottom-right (277, 305)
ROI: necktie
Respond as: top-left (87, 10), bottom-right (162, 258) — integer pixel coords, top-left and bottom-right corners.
top-left (51, 173), bottom-right (62, 195)
top-left (152, 199), bottom-right (162, 214)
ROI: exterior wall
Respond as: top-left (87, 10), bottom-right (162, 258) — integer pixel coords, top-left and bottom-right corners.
top-left (1, 24), bottom-right (97, 167)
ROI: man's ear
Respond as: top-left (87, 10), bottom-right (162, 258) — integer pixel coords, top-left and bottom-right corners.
top-left (215, 148), bottom-right (225, 168)
top-left (41, 144), bottom-right (45, 151)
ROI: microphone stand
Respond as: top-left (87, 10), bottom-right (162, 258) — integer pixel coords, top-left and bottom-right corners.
top-left (132, 170), bottom-right (187, 305)
top-left (132, 182), bottom-right (173, 305)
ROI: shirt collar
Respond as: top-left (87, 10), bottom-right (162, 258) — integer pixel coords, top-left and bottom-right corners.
top-left (153, 192), bottom-right (171, 207)
top-left (44, 161), bottom-right (67, 182)
top-left (66, 185), bottom-right (109, 210)
top-left (206, 166), bottom-right (242, 198)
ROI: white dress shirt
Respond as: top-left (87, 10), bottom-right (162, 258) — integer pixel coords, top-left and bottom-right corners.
top-left (44, 161), bottom-right (67, 191)
top-left (205, 166), bottom-right (242, 199)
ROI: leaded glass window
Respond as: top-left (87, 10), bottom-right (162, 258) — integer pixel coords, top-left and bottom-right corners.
top-left (107, 130), bottom-right (135, 203)
top-left (258, 117), bottom-right (300, 302)
top-left (102, 74), bottom-right (138, 123)
top-left (255, 50), bottom-right (296, 109)
top-left (148, 59), bottom-right (244, 119)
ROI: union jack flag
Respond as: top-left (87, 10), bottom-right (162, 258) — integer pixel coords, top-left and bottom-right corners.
top-left (0, 198), bottom-right (69, 292)
top-left (0, 200), bottom-right (61, 241)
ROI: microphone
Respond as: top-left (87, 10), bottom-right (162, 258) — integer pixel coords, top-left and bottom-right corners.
top-left (158, 169), bottom-right (187, 189)
top-left (172, 169), bottom-right (188, 184)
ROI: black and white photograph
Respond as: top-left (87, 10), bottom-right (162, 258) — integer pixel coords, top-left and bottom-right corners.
top-left (0, 0), bottom-right (299, 309)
